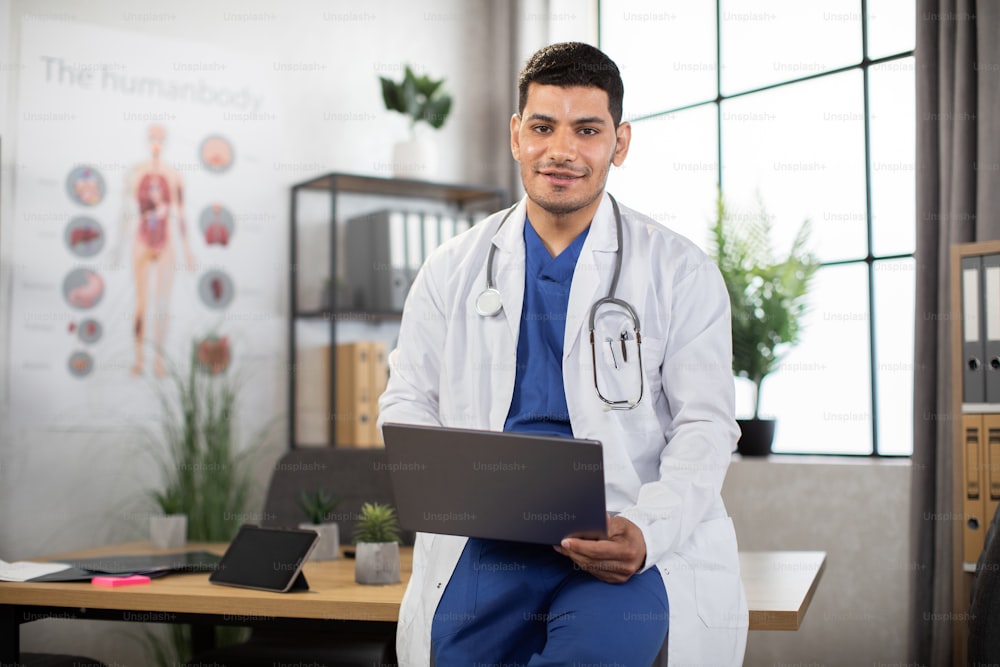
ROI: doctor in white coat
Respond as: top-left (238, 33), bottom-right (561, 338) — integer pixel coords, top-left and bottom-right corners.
top-left (378, 42), bottom-right (748, 666)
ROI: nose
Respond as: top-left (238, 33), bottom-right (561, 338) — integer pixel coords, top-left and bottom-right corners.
top-left (546, 127), bottom-right (577, 162)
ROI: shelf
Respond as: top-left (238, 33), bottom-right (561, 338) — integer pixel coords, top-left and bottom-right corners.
top-left (296, 310), bottom-right (403, 322)
top-left (291, 172), bottom-right (507, 207)
top-left (289, 172), bottom-right (507, 449)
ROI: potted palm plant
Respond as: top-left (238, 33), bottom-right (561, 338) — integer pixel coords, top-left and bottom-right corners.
top-left (379, 64), bottom-right (452, 179)
top-left (710, 194), bottom-right (819, 455)
top-left (298, 488), bottom-right (342, 561)
top-left (354, 501), bottom-right (402, 585)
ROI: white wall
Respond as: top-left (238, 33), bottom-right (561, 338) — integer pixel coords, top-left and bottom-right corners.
top-left (723, 456), bottom-right (913, 666)
top-left (0, 0), bottom-right (513, 662)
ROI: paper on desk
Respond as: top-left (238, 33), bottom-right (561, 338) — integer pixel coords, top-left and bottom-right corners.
top-left (0, 559), bottom-right (72, 582)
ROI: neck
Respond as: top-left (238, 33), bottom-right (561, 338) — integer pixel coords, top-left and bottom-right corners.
top-left (524, 193), bottom-right (602, 257)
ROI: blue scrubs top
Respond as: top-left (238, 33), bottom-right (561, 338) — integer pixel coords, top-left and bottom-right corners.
top-left (503, 219), bottom-right (590, 438)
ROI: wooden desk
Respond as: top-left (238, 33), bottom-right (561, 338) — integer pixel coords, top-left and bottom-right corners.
top-left (0, 543), bottom-right (825, 661)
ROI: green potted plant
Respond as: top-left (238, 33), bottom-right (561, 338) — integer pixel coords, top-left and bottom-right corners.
top-left (710, 194), bottom-right (820, 455)
top-left (379, 64), bottom-right (453, 179)
top-left (139, 339), bottom-right (273, 664)
top-left (298, 488), bottom-right (342, 561)
top-left (149, 486), bottom-right (187, 550)
top-left (353, 501), bottom-right (402, 585)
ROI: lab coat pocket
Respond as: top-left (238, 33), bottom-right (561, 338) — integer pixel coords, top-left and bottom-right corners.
top-left (598, 335), bottom-right (664, 434)
top-left (677, 516), bottom-right (745, 629)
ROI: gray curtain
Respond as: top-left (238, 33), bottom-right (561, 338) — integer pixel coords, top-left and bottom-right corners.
top-left (911, 0), bottom-right (1000, 664)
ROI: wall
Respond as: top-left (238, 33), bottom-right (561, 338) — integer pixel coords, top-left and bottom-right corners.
top-left (723, 456), bottom-right (913, 666)
top-left (0, 0), bottom-right (514, 663)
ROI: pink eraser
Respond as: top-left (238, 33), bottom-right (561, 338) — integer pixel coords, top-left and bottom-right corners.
top-left (91, 574), bottom-right (152, 587)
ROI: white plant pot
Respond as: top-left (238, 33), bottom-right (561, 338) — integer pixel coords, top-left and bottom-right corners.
top-left (150, 514), bottom-right (187, 550)
top-left (354, 541), bottom-right (400, 584)
top-left (299, 522), bottom-right (340, 561)
top-left (392, 139), bottom-right (437, 181)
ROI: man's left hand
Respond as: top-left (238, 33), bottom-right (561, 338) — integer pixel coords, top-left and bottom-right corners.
top-left (554, 514), bottom-right (646, 584)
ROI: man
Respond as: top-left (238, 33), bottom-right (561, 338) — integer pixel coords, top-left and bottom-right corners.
top-left (378, 42), bottom-right (748, 666)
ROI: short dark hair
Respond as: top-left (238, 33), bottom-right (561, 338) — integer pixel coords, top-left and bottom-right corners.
top-left (517, 42), bottom-right (624, 127)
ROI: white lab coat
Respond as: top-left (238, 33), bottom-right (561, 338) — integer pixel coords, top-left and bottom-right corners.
top-left (378, 193), bottom-right (749, 667)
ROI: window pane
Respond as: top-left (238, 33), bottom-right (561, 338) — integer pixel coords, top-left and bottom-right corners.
top-left (870, 57), bottom-right (916, 256)
top-left (868, 0), bottom-right (916, 59)
top-left (600, 0), bottom-right (717, 115)
top-left (874, 258), bottom-right (915, 455)
top-left (762, 263), bottom-right (873, 455)
top-left (722, 71), bottom-right (867, 263)
top-left (721, 0), bottom-right (862, 94)
top-left (607, 105), bottom-right (718, 251)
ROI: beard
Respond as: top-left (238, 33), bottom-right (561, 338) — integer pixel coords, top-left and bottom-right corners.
top-left (522, 158), bottom-right (612, 217)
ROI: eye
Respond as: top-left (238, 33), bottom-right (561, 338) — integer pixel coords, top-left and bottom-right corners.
top-left (532, 125), bottom-right (552, 134)
top-left (579, 127), bottom-right (599, 136)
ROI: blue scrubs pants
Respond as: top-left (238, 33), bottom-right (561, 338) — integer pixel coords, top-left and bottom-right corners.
top-left (431, 538), bottom-right (669, 666)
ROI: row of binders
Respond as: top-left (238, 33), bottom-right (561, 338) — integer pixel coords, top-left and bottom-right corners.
top-left (344, 209), bottom-right (479, 312)
top-left (295, 341), bottom-right (388, 448)
top-left (960, 252), bottom-right (1000, 566)
top-left (961, 254), bottom-right (1000, 404)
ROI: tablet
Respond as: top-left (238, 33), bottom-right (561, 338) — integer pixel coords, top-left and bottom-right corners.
top-left (209, 525), bottom-right (317, 593)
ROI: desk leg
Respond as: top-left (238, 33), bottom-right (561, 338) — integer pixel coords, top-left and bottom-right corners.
top-left (190, 623), bottom-right (215, 657)
top-left (0, 606), bottom-right (19, 665)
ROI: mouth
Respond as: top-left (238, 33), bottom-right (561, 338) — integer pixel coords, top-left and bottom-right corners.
top-left (538, 168), bottom-right (585, 187)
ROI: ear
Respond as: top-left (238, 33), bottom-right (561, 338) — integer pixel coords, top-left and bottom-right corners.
top-left (510, 113), bottom-right (522, 161)
top-left (612, 121), bottom-right (631, 167)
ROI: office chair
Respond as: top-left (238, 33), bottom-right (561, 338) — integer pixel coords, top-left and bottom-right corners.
top-left (969, 501), bottom-right (1000, 663)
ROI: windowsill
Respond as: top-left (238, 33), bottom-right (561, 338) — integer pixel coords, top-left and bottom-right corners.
top-left (731, 452), bottom-right (913, 466)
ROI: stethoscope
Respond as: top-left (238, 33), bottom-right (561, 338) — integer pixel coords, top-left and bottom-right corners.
top-left (475, 195), bottom-right (644, 409)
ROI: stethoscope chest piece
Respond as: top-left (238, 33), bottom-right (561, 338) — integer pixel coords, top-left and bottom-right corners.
top-left (475, 288), bottom-right (503, 317)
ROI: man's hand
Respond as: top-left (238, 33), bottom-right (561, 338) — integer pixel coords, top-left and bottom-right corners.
top-left (554, 514), bottom-right (646, 584)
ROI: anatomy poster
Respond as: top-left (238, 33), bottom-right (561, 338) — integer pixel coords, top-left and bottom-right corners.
top-left (9, 20), bottom-right (283, 429)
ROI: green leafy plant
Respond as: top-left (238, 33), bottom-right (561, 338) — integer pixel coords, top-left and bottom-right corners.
top-left (298, 488), bottom-right (341, 525)
top-left (145, 341), bottom-right (260, 541)
top-left (710, 193), bottom-right (820, 420)
top-left (139, 339), bottom-right (276, 665)
top-left (379, 65), bottom-right (453, 134)
top-left (353, 502), bottom-right (401, 544)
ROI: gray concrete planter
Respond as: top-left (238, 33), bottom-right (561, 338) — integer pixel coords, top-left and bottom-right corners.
top-left (299, 522), bottom-right (340, 561)
top-left (354, 542), bottom-right (400, 584)
top-left (150, 514), bottom-right (187, 550)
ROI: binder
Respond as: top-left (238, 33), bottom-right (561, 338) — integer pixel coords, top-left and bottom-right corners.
top-left (984, 255), bottom-right (1000, 403)
top-left (962, 414), bottom-right (987, 565)
top-left (405, 211), bottom-right (424, 284)
top-left (962, 256), bottom-right (986, 403)
top-left (368, 341), bottom-right (389, 446)
top-left (344, 210), bottom-right (410, 312)
top-left (985, 413), bottom-right (1000, 534)
top-left (335, 342), bottom-right (375, 447)
top-left (294, 346), bottom-right (332, 446)
top-left (422, 213), bottom-right (440, 262)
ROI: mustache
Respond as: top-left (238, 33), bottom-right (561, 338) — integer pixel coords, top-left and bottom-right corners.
top-left (536, 162), bottom-right (588, 175)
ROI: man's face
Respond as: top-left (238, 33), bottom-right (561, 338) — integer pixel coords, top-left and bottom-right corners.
top-left (511, 83), bottom-right (630, 218)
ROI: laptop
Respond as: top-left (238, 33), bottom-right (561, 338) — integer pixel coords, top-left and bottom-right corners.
top-left (381, 423), bottom-right (608, 545)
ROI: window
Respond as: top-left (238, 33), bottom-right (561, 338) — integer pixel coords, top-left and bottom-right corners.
top-left (600, 0), bottom-right (915, 455)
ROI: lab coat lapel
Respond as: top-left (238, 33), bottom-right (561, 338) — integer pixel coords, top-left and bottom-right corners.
top-left (489, 197), bottom-right (528, 348)
top-left (564, 193), bottom-right (619, 360)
